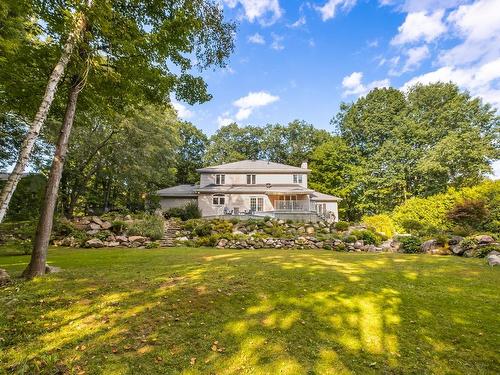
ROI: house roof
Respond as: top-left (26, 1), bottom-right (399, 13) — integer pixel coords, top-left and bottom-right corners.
top-left (156, 184), bottom-right (198, 197)
top-left (196, 160), bottom-right (311, 174)
top-left (196, 184), bottom-right (314, 194)
top-left (310, 191), bottom-right (342, 202)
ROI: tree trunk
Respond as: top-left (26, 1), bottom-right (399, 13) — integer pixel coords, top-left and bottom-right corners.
top-left (0, 3), bottom-right (91, 223)
top-left (22, 78), bottom-right (82, 279)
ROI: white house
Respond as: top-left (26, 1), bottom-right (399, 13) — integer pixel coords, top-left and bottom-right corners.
top-left (157, 160), bottom-right (341, 222)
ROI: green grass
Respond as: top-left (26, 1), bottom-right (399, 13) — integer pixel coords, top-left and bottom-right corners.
top-left (0, 245), bottom-right (499, 374)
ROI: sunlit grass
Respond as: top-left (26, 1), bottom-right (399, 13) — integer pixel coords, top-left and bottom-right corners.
top-left (0, 246), bottom-right (499, 374)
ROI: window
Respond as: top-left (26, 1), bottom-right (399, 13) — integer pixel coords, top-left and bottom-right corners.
top-left (246, 174), bottom-right (256, 184)
top-left (250, 197), bottom-right (264, 212)
top-left (212, 194), bottom-right (225, 205)
top-left (215, 174), bottom-right (225, 185)
top-left (293, 174), bottom-right (303, 184)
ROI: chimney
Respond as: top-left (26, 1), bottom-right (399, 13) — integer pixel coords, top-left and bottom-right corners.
top-left (301, 161), bottom-right (308, 169)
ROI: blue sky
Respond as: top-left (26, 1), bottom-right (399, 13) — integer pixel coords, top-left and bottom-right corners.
top-left (171, 0), bottom-right (500, 176)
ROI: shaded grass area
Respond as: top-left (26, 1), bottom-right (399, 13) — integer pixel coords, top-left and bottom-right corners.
top-left (0, 246), bottom-right (499, 374)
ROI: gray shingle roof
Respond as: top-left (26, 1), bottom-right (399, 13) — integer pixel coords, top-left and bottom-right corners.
top-left (196, 160), bottom-right (310, 174)
top-left (156, 185), bottom-right (198, 197)
top-left (196, 184), bottom-right (314, 194)
top-left (310, 191), bottom-right (342, 201)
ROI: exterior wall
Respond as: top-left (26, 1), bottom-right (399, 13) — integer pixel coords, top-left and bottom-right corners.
top-left (159, 197), bottom-right (197, 211)
top-left (198, 193), bottom-right (274, 216)
top-left (199, 172), bottom-right (308, 188)
top-left (313, 201), bottom-right (339, 222)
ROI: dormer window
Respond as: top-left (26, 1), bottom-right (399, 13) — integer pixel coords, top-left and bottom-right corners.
top-left (215, 174), bottom-right (225, 185)
top-left (293, 174), bottom-right (303, 184)
top-left (246, 174), bottom-right (256, 184)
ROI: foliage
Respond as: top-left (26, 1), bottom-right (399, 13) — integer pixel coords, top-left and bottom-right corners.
top-left (397, 236), bottom-right (422, 254)
top-left (175, 122), bottom-right (208, 184)
top-left (350, 229), bottom-right (381, 245)
top-left (362, 214), bottom-right (396, 238)
top-left (111, 220), bottom-right (128, 234)
top-left (335, 221), bottom-right (349, 231)
top-left (164, 202), bottom-right (201, 221)
top-left (343, 234), bottom-right (357, 243)
top-left (2, 174), bottom-right (46, 221)
top-left (446, 199), bottom-right (489, 230)
top-left (127, 215), bottom-right (164, 240)
top-left (472, 245), bottom-right (498, 258)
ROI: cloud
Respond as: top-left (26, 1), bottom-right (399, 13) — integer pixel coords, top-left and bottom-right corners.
top-left (389, 45), bottom-right (430, 75)
top-left (217, 113), bottom-right (234, 128)
top-left (233, 91), bottom-right (280, 120)
top-left (248, 32), bottom-right (265, 44)
top-left (391, 10), bottom-right (446, 45)
top-left (342, 72), bottom-right (390, 96)
top-left (270, 33), bottom-right (284, 50)
top-left (402, 58), bottom-right (500, 109)
top-left (315, 0), bottom-right (357, 21)
top-left (224, 0), bottom-right (282, 25)
top-left (171, 100), bottom-right (193, 119)
top-left (288, 16), bottom-right (306, 28)
top-left (379, 0), bottom-right (467, 12)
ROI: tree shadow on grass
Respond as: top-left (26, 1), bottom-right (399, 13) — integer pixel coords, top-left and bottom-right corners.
top-left (0, 248), bottom-right (499, 374)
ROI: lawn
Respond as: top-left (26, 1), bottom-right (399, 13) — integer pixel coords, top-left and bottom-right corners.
top-left (0, 246), bottom-right (499, 374)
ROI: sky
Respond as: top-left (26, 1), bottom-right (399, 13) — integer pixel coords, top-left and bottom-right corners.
top-left (171, 0), bottom-right (500, 177)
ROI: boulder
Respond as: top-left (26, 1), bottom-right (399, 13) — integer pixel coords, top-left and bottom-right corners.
top-left (45, 265), bottom-right (62, 274)
top-left (101, 221), bottom-right (112, 230)
top-left (124, 214), bottom-right (132, 221)
top-left (115, 235), bottom-right (128, 243)
top-left (73, 223), bottom-right (89, 230)
top-left (0, 268), bottom-right (11, 285)
top-left (91, 216), bottom-right (104, 226)
top-left (86, 229), bottom-right (99, 235)
top-left (448, 236), bottom-right (464, 246)
top-left (61, 236), bottom-right (78, 247)
top-left (265, 221), bottom-right (274, 228)
top-left (421, 239), bottom-right (438, 253)
top-left (305, 226), bottom-right (315, 235)
top-left (89, 223), bottom-right (101, 231)
top-left (475, 235), bottom-right (494, 245)
top-left (177, 236), bottom-right (189, 242)
top-left (217, 238), bottom-right (229, 248)
top-left (107, 241), bottom-right (120, 247)
top-left (354, 240), bottom-right (364, 249)
top-left (486, 250), bottom-right (500, 266)
top-left (129, 236), bottom-right (146, 243)
top-left (86, 238), bottom-right (104, 248)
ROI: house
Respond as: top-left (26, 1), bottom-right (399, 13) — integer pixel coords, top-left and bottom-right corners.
top-left (157, 160), bottom-right (341, 222)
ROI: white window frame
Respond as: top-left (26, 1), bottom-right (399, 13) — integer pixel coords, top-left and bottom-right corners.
top-left (250, 196), bottom-right (264, 212)
top-left (212, 194), bottom-right (225, 206)
top-left (246, 174), bottom-right (256, 184)
top-left (215, 174), bottom-right (225, 185)
top-left (293, 174), bottom-right (303, 184)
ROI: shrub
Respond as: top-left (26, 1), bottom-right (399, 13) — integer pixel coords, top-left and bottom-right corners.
top-left (351, 229), bottom-right (380, 245)
top-left (473, 245), bottom-right (498, 258)
top-left (335, 221), bottom-right (349, 231)
top-left (334, 243), bottom-right (348, 252)
top-left (459, 237), bottom-right (478, 251)
top-left (362, 214), bottom-right (396, 237)
top-left (229, 217), bottom-right (240, 225)
top-left (164, 202), bottom-right (201, 221)
top-left (446, 199), bottom-right (489, 230)
top-left (397, 236), bottom-right (422, 254)
top-left (145, 241), bottom-right (160, 249)
top-left (128, 215), bottom-right (164, 240)
top-left (111, 220), bottom-right (128, 234)
top-left (343, 234), bottom-right (357, 243)
top-left (193, 223), bottom-right (212, 237)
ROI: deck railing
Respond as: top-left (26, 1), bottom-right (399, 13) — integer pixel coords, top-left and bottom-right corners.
top-left (274, 200), bottom-right (310, 211)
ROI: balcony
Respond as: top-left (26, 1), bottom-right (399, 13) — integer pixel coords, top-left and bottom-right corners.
top-left (274, 200), bottom-right (310, 212)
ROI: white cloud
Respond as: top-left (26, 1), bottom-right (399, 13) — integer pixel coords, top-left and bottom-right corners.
top-left (217, 113), bottom-right (234, 128)
top-left (171, 100), bottom-right (193, 119)
top-left (233, 91), bottom-right (280, 119)
top-left (391, 45), bottom-right (430, 75)
top-left (224, 0), bottom-right (282, 25)
top-left (315, 0), bottom-right (357, 21)
top-left (270, 33), bottom-right (284, 50)
top-left (402, 58), bottom-right (500, 108)
top-left (440, 0), bottom-right (500, 66)
top-left (391, 10), bottom-right (446, 45)
top-left (248, 32), bottom-right (265, 44)
top-left (342, 72), bottom-right (390, 96)
top-left (380, 0), bottom-right (467, 12)
top-left (288, 16), bottom-right (306, 28)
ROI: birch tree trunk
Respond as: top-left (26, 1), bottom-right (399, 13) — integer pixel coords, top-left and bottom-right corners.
top-left (22, 78), bottom-right (83, 278)
top-left (0, 3), bottom-right (90, 223)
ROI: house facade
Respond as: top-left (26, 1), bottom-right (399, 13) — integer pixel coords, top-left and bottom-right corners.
top-left (157, 160), bottom-right (340, 222)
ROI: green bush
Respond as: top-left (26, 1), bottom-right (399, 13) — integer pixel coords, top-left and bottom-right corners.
top-left (193, 223), bottom-right (212, 237)
top-left (362, 214), bottom-right (396, 237)
top-left (459, 237), bottom-right (478, 251)
top-left (343, 234), bottom-right (357, 243)
top-left (128, 215), bottom-right (164, 240)
top-left (351, 229), bottom-right (381, 245)
top-left (145, 241), bottom-right (160, 249)
top-left (164, 202), bottom-right (201, 221)
top-left (335, 221), bottom-right (349, 231)
top-left (397, 236), bottom-right (422, 254)
top-left (111, 220), bottom-right (128, 234)
top-left (473, 245), bottom-right (498, 258)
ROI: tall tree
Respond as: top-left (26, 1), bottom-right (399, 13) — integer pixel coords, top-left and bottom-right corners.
top-left (175, 122), bottom-right (207, 184)
top-left (22, 0), bottom-right (236, 278)
top-left (0, 0), bottom-right (92, 222)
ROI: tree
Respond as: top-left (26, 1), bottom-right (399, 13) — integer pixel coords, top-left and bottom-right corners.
top-left (0, 0), bottom-right (92, 223)
top-left (22, 0), bottom-right (236, 278)
top-left (308, 137), bottom-right (365, 221)
top-left (175, 122), bottom-right (207, 184)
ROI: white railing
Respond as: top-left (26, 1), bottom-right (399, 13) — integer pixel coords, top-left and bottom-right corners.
top-left (274, 200), bottom-right (310, 211)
